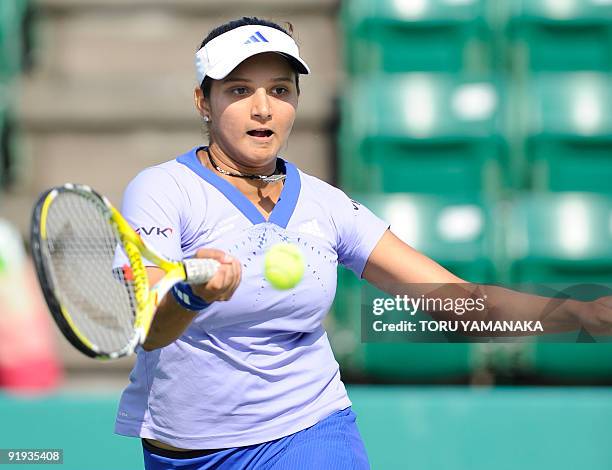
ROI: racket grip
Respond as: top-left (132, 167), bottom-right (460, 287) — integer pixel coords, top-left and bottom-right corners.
top-left (183, 258), bottom-right (220, 284)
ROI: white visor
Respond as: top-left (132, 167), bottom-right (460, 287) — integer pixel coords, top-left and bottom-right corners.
top-left (195, 25), bottom-right (310, 85)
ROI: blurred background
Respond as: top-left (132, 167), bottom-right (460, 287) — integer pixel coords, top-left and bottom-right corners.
top-left (1, 0), bottom-right (612, 468)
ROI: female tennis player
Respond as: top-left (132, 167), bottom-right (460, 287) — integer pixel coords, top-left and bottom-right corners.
top-left (115, 16), bottom-right (612, 470)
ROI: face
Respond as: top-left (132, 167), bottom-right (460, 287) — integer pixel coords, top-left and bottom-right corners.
top-left (195, 52), bottom-right (299, 168)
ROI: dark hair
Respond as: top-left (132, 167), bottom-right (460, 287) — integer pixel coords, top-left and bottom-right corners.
top-left (197, 16), bottom-right (300, 98)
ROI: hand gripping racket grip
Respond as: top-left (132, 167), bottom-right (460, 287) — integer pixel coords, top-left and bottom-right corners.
top-left (183, 258), bottom-right (220, 284)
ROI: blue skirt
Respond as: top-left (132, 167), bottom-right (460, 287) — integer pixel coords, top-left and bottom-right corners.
top-left (142, 407), bottom-right (370, 469)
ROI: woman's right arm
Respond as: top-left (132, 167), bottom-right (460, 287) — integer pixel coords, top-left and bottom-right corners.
top-left (142, 248), bottom-right (242, 351)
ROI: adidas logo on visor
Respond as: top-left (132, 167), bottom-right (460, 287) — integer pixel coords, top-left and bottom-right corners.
top-left (244, 31), bottom-right (269, 44)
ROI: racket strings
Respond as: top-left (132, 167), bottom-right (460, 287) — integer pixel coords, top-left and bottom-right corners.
top-left (42, 191), bottom-right (137, 354)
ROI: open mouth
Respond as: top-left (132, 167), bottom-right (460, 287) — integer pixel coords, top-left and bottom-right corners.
top-left (247, 129), bottom-right (274, 138)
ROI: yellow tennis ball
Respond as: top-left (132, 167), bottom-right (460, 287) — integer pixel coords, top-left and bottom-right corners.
top-left (264, 243), bottom-right (305, 290)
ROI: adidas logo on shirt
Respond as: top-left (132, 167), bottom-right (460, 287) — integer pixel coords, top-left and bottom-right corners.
top-left (244, 31), bottom-right (269, 44)
top-left (298, 219), bottom-right (324, 239)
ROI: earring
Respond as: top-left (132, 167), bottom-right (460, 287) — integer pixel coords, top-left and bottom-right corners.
top-left (203, 116), bottom-right (210, 122)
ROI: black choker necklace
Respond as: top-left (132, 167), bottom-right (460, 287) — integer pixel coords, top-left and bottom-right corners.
top-left (206, 148), bottom-right (286, 184)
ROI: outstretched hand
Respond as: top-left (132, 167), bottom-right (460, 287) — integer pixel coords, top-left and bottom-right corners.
top-left (576, 296), bottom-right (612, 335)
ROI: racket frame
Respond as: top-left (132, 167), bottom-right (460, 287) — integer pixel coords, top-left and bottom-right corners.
top-left (31, 184), bottom-right (191, 359)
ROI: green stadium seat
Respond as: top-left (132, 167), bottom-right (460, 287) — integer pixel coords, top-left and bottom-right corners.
top-left (504, 192), bottom-right (612, 381)
top-left (509, 0), bottom-right (612, 72)
top-left (333, 266), bottom-right (475, 382)
top-left (0, 0), bottom-right (28, 187)
top-left (522, 73), bottom-right (612, 192)
top-left (339, 74), bottom-right (505, 195)
top-left (330, 193), bottom-right (498, 382)
top-left (0, 0), bottom-right (31, 79)
top-left (341, 0), bottom-right (491, 74)
top-left (0, 91), bottom-right (10, 187)
top-left (0, 117), bottom-right (4, 188)
top-left (0, 80), bottom-right (16, 188)
top-left (359, 193), bottom-right (497, 282)
top-left (507, 192), bottom-right (612, 285)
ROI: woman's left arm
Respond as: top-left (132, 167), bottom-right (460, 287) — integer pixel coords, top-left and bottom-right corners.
top-left (362, 230), bottom-right (612, 336)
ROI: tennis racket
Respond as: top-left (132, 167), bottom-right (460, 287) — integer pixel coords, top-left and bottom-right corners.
top-left (30, 183), bottom-right (219, 360)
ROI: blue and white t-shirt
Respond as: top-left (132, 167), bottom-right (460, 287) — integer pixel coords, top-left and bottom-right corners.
top-left (114, 146), bottom-right (389, 449)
